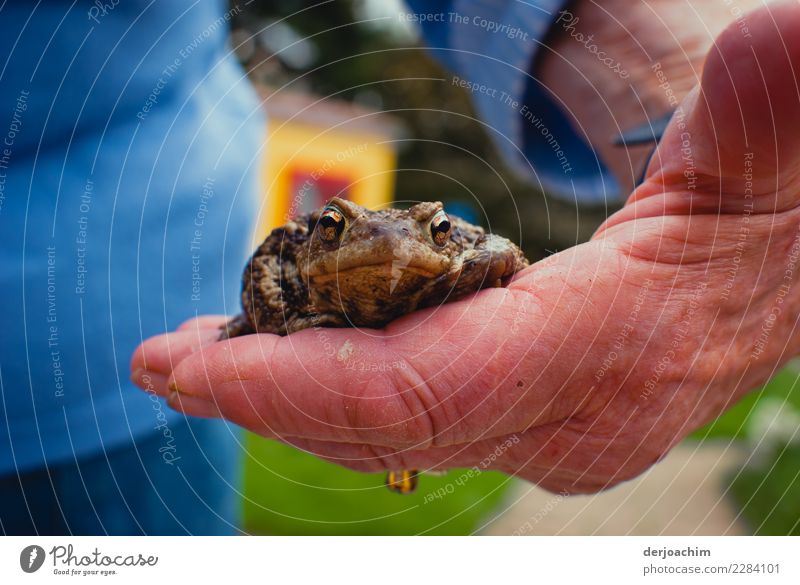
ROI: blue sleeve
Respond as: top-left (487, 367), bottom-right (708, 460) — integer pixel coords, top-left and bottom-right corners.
top-left (403, 0), bottom-right (621, 203)
top-left (0, 0), bottom-right (263, 473)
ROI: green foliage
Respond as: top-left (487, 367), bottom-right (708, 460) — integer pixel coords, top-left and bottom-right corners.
top-left (241, 436), bottom-right (512, 535)
top-left (689, 366), bottom-right (800, 440)
top-left (689, 365), bottom-right (800, 535)
top-left (729, 443), bottom-right (800, 535)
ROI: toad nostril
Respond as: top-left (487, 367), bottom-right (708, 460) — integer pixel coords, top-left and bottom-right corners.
top-left (401, 228), bottom-right (410, 235)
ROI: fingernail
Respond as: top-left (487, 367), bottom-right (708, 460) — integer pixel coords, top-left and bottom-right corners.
top-left (131, 369), bottom-right (171, 397)
top-left (167, 391), bottom-right (222, 419)
top-left (168, 377), bottom-right (198, 398)
top-left (131, 368), bottom-right (155, 388)
top-left (130, 368), bottom-right (146, 385)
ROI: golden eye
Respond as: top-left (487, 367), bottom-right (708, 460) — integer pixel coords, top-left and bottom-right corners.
top-left (430, 210), bottom-right (451, 246)
top-left (317, 206), bottom-right (345, 243)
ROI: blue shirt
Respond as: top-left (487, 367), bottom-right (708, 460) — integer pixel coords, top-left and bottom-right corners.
top-left (0, 0), bottom-right (262, 473)
top-left (404, 0), bottom-right (621, 204)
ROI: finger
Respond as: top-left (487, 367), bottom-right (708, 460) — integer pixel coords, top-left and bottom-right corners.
top-left (285, 436), bottom-right (597, 495)
top-left (177, 315), bottom-right (230, 332)
top-left (130, 369), bottom-right (169, 396)
top-left (275, 426), bottom-right (643, 496)
top-left (250, 424), bottom-right (654, 496)
top-left (166, 266), bottom-right (605, 449)
top-left (691, 0), bottom-right (800, 191)
top-left (163, 380), bottom-right (497, 471)
top-left (130, 327), bottom-right (223, 395)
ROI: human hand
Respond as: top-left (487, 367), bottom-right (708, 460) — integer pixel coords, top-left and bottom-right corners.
top-left (131, 2), bottom-right (800, 493)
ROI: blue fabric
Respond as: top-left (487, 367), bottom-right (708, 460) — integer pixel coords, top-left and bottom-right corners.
top-left (403, 0), bottom-right (622, 203)
top-left (0, 416), bottom-right (242, 535)
top-left (0, 0), bottom-right (263, 475)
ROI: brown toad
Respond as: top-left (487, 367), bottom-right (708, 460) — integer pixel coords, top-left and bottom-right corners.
top-left (221, 196), bottom-right (529, 339)
top-left (220, 196), bottom-right (529, 494)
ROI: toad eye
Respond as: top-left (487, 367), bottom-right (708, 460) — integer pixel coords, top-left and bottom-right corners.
top-left (430, 210), bottom-right (451, 246)
top-left (316, 206), bottom-right (346, 243)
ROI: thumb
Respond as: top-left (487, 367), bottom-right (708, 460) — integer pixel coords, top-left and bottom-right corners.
top-left (642, 1), bottom-right (800, 212)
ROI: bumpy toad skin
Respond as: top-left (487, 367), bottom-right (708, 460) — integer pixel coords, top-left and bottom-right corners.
top-left (221, 197), bottom-right (529, 339)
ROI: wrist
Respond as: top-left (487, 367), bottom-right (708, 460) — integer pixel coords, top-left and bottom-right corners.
top-left (539, 0), bottom-right (761, 196)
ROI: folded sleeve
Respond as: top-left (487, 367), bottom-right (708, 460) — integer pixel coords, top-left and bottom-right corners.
top-left (403, 0), bottom-right (621, 203)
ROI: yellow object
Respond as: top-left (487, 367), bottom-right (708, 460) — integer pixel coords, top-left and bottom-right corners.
top-left (385, 469), bottom-right (419, 495)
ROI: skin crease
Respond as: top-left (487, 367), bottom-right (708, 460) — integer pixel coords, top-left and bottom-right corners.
top-left (131, 1), bottom-right (800, 494)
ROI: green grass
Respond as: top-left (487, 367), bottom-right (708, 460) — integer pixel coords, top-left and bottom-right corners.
top-left (241, 436), bottom-right (512, 535)
top-left (729, 442), bottom-right (800, 535)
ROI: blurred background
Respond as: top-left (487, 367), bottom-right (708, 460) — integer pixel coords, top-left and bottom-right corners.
top-left (226, 0), bottom-right (800, 536)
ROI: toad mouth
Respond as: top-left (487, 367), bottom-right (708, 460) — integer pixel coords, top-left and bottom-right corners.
top-left (308, 261), bottom-right (439, 282)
